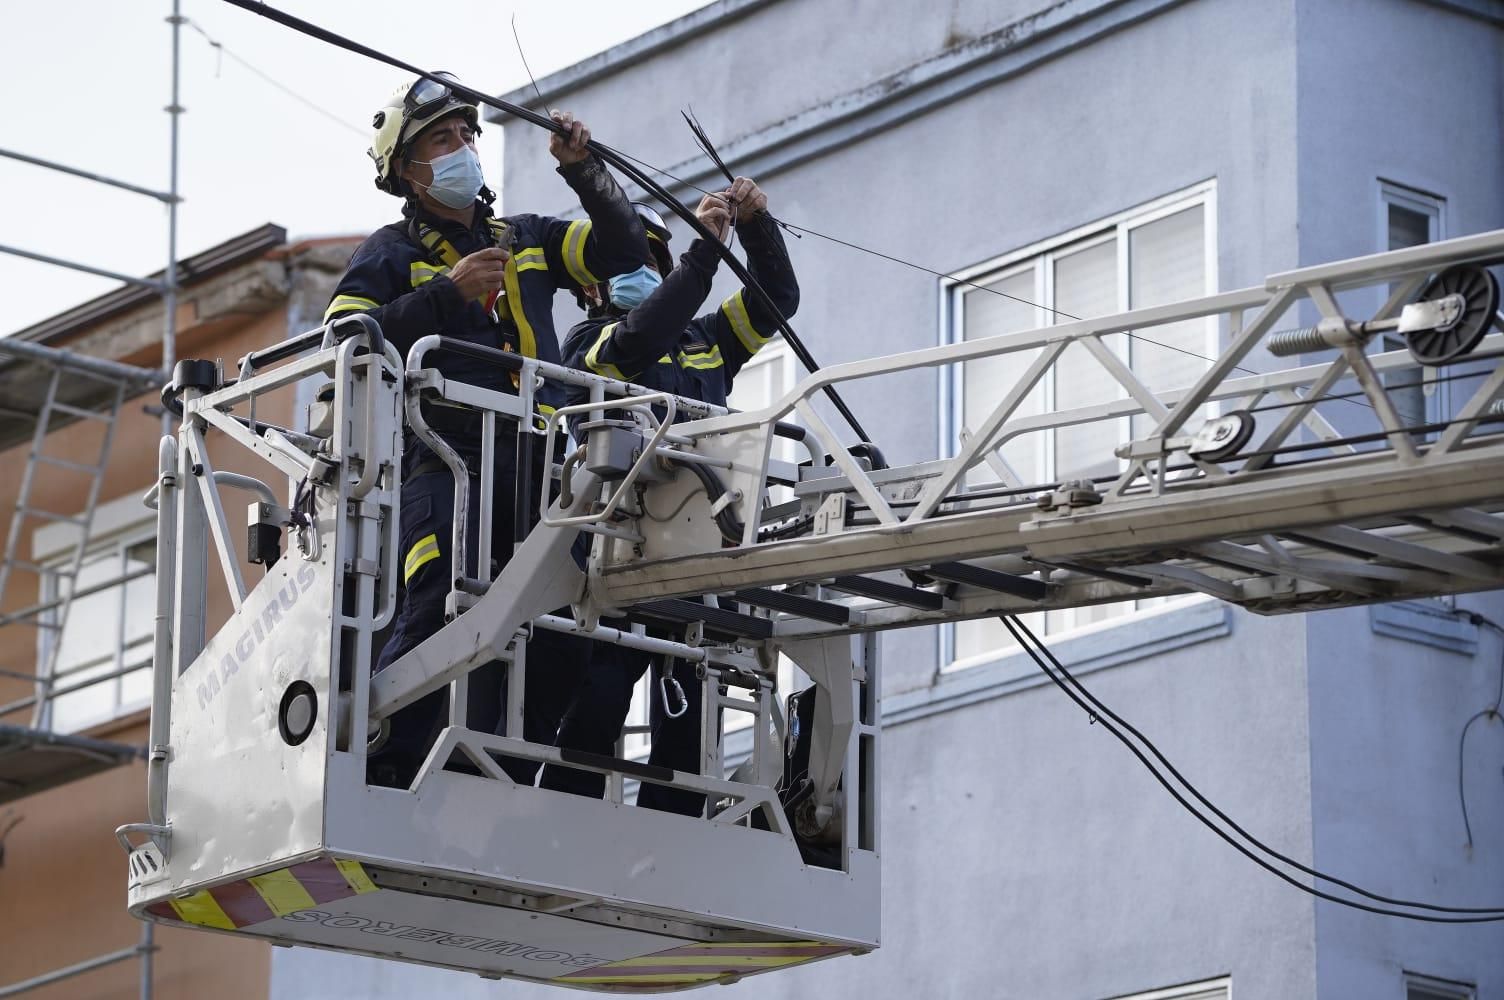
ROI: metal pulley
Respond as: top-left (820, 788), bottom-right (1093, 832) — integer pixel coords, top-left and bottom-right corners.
top-left (1406, 265), bottom-right (1500, 365)
top-left (1265, 265), bottom-right (1499, 363)
top-left (1188, 410), bottom-right (1256, 462)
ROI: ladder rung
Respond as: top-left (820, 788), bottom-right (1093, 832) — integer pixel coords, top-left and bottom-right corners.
top-left (926, 561), bottom-right (1049, 601)
top-left (630, 599), bottom-right (773, 642)
top-left (18, 509), bottom-right (87, 527)
top-left (828, 575), bottom-right (944, 611)
top-left (34, 453), bottom-right (102, 474)
top-left (2, 559), bottom-right (67, 576)
top-left (48, 401), bottom-right (115, 421)
top-left (733, 587), bottom-right (851, 625)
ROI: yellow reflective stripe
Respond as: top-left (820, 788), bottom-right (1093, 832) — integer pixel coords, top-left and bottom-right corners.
top-left (334, 858), bottom-right (378, 895)
top-left (248, 869), bottom-right (317, 917)
top-left (678, 345), bottom-right (724, 370)
top-left (721, 290), bottom-right (770, 354)
top-left (404, 533), bottom-right (440, 582)
top-left (323, 294), bottom-right (379, 323)
top-left (501, 256), bottom-right (538, 359)
top-left (513, 246), bottom-right (546, 266)
top-left (584, 323), bottom-right (628, 381)
top-left (516, 260), bottom-right (549, 273)
top-left (561, 219), bottom-right (599, 287)
top-left (168, 890), bottom-right (236, 930)
top-left (409, 261), bottom-right (448, 288)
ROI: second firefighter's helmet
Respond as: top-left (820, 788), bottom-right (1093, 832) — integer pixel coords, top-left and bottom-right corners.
top-left (635, 202), bottom-right (674, 274)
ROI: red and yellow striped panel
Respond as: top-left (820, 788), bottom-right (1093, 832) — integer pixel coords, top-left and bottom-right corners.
top-left (144, 857), bottom-right (377, 930)
top-left (556, 941), bottom-right (850, 988)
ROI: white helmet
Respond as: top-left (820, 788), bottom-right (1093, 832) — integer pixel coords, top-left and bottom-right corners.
top-left (368, 72), bottom-right (481, 196)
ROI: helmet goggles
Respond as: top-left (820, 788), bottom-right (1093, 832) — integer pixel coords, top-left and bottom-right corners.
top-left (404, 71), bottom-right (466, 121)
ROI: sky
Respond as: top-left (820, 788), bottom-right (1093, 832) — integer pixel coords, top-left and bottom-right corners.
top-left (0, 0), bottom-right (711, 335)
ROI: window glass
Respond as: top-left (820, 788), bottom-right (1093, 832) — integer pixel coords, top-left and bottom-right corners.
top-left (946, 188), bottom-right (1213, 669)
top-left (961, 268), bottom-right (1042, 487)
top-left (1053, 239), bottom-right (1121, 482)
top-left (44, 532), bottom-right (156, 732)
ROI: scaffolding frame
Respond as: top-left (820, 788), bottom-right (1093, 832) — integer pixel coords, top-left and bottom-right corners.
top-left (0, 5), bottom-right (182, 997)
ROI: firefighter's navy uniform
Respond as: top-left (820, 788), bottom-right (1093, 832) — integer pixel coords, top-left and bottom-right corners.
top-left (541, 213), bottom-right (799, 814)
top-left (325, 154), bottom-right (647, 787)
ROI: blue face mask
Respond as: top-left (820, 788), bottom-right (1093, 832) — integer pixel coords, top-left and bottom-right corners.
top-left (413, 146), bottom-right (484, 209)
top-left (608, 265), bottom-right (663, 309)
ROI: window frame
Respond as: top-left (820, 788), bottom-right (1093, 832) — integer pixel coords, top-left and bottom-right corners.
top-left (937, 182), bottom-right (1218, 673)
top-left (1376, 179), bottom-right (1449, 428)
top-left (1403, 971), bottom-right (1475, 1000)
top-left (32, 490), bottom-right (158, 733)
top-left (1102, 976), bottom-right (1231, 1000)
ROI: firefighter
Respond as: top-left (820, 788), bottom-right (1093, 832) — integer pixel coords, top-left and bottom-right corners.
top-left (540, 177), bottom-right (799, 815)
top-left (326, 73), bottom-right (648, 788)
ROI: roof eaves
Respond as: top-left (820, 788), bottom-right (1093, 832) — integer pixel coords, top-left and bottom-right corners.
top-left (7, 222), bottom-right (288, 347)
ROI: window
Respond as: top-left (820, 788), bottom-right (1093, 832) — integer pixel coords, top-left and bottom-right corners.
top-left (34, 496), bottom-right (157, 733)
top-left (944, 184), bottom-right (1216, 668)
top-left (1378, 180), bottom-right (1447, 431)
top-left (1104, 977), bottom-right (1229, 1000)
top-left (1405, 972), bottom-right (1474, 1000)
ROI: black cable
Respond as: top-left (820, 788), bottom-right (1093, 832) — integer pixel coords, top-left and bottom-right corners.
top-left (216, 0), bottom-right (873, 446)
top-left (1458, 612), bottom-right (1504, 848)
top-left (1002, 615), bottom-right (1504, 920)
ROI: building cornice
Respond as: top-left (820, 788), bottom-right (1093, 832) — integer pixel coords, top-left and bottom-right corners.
top-left (491, 0), bottom-right (784, 116)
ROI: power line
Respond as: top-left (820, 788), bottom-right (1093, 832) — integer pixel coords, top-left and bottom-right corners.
top-left (184, 19), bottom-right (366, 138)
top-left (1003, 615), bottom-right (1504, 922)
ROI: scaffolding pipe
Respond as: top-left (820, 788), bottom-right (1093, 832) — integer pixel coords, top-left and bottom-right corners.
top-left (0, 147), bottom-right (177, 204)
top-left (0, 337), bottom-right (165, 387)
top-left (0, 943), bottom-right (153, 998)
top-left (163, 0), bottom-right (182, 442)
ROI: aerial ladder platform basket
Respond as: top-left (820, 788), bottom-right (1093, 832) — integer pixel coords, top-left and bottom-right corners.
top-left (120, 231), bottom-right (1504, 990)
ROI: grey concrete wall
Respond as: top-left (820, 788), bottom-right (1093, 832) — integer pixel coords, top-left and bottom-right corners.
top-left (1290, 4), bottom-right (1504, 996)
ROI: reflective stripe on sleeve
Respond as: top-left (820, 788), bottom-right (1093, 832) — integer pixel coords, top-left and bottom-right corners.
top-left (513, 245), bottom-right (548, 273)
top-left (561, 219), bottom-right (599, 287)
top-left (323, 294), bottom-right (379, 323)
top-left (584, 323), bottom-right (629, 381)
top-left (678, 345), bottom-right (724, 370)
top-left (721, 290), bottom-right (772, 354)
top-left (403, 533), bottom-right (441, 582)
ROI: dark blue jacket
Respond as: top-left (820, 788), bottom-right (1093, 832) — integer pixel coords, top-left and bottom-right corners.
top-left (324, 156), bottom-right (645, 464)
top-left (560, 213), bottom-right (798, 409)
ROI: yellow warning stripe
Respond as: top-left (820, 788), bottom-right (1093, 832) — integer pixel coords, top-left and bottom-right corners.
top-left (334, 858), bottom-right (378, 894)
top-left (248, 868), bottom-right (317, 917)
top-left (168, 890), bottom-right (236, 930)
